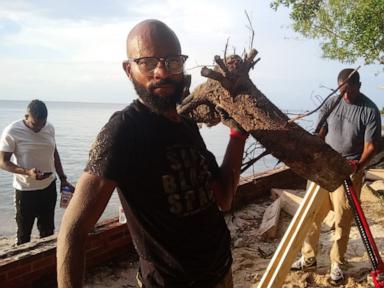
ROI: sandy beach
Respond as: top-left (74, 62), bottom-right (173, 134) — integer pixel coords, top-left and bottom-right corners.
top-left (82, 184), bottom-right (384, 288)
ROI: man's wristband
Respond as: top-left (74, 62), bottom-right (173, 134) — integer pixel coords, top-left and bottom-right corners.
top-left (230, 128), bottom-right (248, 141)
top-left (347, 160), bottom-right (359, 173)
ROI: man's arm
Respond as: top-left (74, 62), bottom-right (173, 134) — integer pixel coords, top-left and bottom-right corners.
top-left (317, 127), bottom-right (328, 140)
top-left (54, 147), bottom-right (74, 189)
top-left (0, 151), bottom-right (37, 177)
top-left (213, 131), bottom-right (246, 211)
top-left (356, 141), bottom-right (377, 172)
top-left (355, 108), bottom-right (381, 172)
top-left (54, 147), bottom-right (66, 181)
top-left (57, 172), bottom-right (116, 288)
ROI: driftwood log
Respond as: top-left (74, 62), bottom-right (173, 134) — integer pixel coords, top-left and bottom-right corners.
top-left (178, 49), bottom-right (351, 191)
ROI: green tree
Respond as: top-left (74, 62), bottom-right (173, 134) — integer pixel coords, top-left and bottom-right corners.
top-left (271, 0), bottom-right (384, 66)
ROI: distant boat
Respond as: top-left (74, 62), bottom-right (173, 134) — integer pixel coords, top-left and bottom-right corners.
top-left (378, 85), bottom-right (384, 90)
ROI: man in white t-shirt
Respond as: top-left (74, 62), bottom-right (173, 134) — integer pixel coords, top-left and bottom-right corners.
top-left (0, 99), bottom-right (73, 245)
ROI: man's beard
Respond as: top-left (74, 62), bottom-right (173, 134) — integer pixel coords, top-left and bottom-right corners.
top-left (131, 75), bottom-right (185, 113)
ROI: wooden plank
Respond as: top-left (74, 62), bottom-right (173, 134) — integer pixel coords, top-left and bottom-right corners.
top-left (361, 180), bottom-right (384, 202)
top-left (257, 198), bottom-right (282, 239)
top-left (365, 169), bottom-right (384, 181)
top-left (254, 182), bottom-right (327, 288)
top-left (278, 191), bottom-right (303, 217)
top-left (270, 188), bottom-right (305, 200)
top-left (271, 188), bottom-right (335, 231)
top-left (367, 180), bottom-right (384, 193)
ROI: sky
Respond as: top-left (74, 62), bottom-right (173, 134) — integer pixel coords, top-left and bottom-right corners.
top-left (0, 0), bottom-right (383, 110)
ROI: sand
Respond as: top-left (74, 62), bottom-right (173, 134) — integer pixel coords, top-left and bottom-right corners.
top-left (84, 250), bottom-right (139, 288)
top-left (0, 235), bottom-right (42, 251)
top-left (228, 197), bottom-right (384, 288)
top-left (83, 186), bottom-right (384, 288)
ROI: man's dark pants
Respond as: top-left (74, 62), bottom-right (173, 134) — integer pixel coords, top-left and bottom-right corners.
top-left (15, 180), bottom-right (57, 245)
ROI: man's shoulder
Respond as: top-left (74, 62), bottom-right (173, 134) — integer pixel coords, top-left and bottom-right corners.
top-left (97, 100), bottom-right (146, 140)
top-left (325, 95), bottom-right (341, 106)
top-left (359, 93), bottom-right (379, 111)
top-left (320, 96), bottom-right (341, 115)
top-left (44, 121), bottom-right (55, 131)
top-left (2, 119), bottom-right (24, 133)
top-left (0, 120), bottom-right (23, 150)
top-left (328, 95), bottom-right (339, 101)
top-left (109, 100), bottom-right (144, 123)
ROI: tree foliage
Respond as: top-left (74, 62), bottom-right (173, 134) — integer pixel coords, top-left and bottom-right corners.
top-left (271, 0), bottom-right (384, 66)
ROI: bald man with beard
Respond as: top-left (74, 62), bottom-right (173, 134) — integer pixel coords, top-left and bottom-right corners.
top-left (57, 19), bottom-right (248, 288)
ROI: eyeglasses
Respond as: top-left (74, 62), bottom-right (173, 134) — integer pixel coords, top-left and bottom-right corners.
top-left (130, 55), bottom-right (188, 76)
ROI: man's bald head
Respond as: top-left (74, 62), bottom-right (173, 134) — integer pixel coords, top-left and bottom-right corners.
top-left (126, 19), bottom-right (181, 59)
top-left (123, 20), bottom-right (186, 113)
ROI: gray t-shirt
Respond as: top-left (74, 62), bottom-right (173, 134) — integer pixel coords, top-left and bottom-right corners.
top-left (318, 93), bottom-right (381, 160)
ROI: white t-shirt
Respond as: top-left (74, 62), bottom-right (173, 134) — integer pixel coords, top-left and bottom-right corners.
top-left (0, 119), bottom-right (56, 190)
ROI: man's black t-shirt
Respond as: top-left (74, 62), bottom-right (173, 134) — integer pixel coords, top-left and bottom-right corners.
top-left (85, 100), bottom-right (232, 287)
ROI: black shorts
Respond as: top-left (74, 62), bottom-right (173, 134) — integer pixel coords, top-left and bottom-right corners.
top-left (15, 180), bottom-right (57, 245)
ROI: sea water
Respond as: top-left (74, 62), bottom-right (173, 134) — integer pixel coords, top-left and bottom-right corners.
top-left (0, 100), bottom-right (312, 237)
top-left (0, 100), bottom-right (127, 237)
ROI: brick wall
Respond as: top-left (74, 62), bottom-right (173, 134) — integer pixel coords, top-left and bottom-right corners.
top-left (0, 218), bottom-right (132, 288)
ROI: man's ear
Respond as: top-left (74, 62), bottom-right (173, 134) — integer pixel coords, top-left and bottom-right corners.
top-left (122, 60), bottom-right (132, 79)
top-left (25, 114), bottom-right (29, 120)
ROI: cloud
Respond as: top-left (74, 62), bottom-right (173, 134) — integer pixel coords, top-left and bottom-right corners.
top-left (3, 19), bottom-right (133, 61)
top-left (0, 0), bottom-right (235, 63)
top-left (0, 0), bottom-right (134, 21)
top-left (0, 0), bottom-right (381, 109)
top-left (0, 59), bottom-right (132, 103)
top-left (0, 0), bottom-right (294, 65)
top-left (0, 0), bottom-right (34, 20)
top-left (0, 1), bottom-right (139, 62)
top-left (0, 0), bottom-right (322, 107)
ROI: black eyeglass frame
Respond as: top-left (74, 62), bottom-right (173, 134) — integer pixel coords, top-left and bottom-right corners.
top-left (129, 55), bottom-right (188, 75)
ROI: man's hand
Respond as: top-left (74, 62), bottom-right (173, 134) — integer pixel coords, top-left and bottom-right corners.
top-left (25, 168), bottom-right (56, 180)
top-left (60, 179), bottom-right (75, 192)
top-left (26, 168), bottom-right (45, 180)
top-left (215, 106), bottom-right (248, 135)
top-left (347, 160), bottom-right (359, 173)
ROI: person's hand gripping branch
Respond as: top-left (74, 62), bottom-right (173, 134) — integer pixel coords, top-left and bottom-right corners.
top-left (215, 106), bottom-right (249, 141)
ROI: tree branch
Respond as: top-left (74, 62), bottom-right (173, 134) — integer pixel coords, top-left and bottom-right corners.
top-left (287, 66), bottom-right (360, 124)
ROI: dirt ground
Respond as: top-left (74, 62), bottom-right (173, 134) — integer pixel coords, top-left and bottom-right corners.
top-left (84, 181), bottom-right (384, 288)
top-left (228, 192), bottom-right (384, 288)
